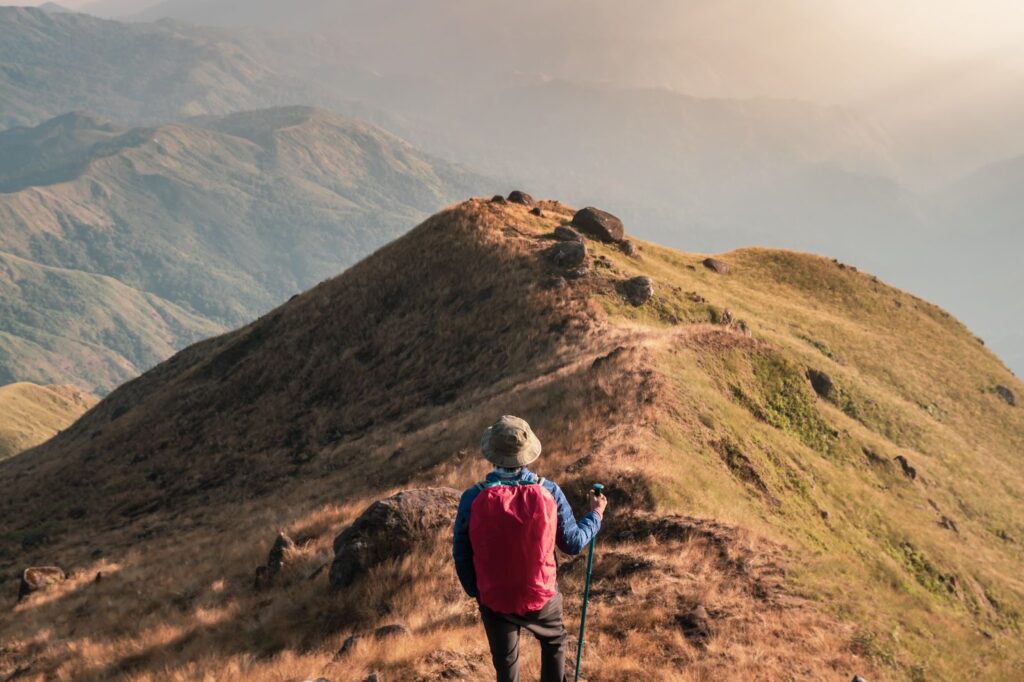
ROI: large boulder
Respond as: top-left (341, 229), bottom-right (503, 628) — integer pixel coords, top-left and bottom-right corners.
top-left (18, 566), bottom-right (65, 601)
top-left (807, 369), bottom-right (833, 399)
top-left (571, 207), bottom-right (625, 243)
top-left (703, 258), bottom-right (729, 274)
top-left (623, 276), bottom-right (654, 306)
top-left (507, 190), bottom-right (535, 206)
top-left (553, 225), bottom-right (582, 242)
top-left (545, 240), bottom-right (587, 269)
top-left (330, 488), bottom-right (459, 589)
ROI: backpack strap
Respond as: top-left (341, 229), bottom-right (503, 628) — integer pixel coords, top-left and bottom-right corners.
top-left (475, 478), bottom-right (542, 490)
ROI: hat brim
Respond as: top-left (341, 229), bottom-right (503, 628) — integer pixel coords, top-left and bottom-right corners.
top-left (480, 426), bottom-right (542, 468)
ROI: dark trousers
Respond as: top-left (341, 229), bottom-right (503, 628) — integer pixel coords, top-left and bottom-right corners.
top-left (479, 592), bottom-right (569, 682)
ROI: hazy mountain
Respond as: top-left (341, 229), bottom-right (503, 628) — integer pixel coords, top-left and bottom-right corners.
top-left (0, 6), bottom-right (309, 129)
top-left (0, 107), bottom-right (487, 391)
top-left (2, 200), bottom-right (1020, 679)
top-left (0, 249), bottom-right (223, 391)
top-left (0, 382), bottom-right (96, 460)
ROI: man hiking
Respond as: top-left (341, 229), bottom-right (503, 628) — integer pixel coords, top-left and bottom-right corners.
top-left (453, 415), bottom-right (608, 682)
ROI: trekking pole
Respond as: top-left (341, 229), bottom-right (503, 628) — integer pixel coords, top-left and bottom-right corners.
top-left (574, 483), bottom-right (604, 682)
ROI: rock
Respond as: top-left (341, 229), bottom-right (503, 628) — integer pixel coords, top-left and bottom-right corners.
top-left (702, 258), bottom-right (729, 274)
top-left (571, 206), bottom-right (625, 243)
top-left (939, 516), bottom-right (959, 533)
top-left (995, 385), bottom-right (1016, 406)
top-left (553, 225), bottom-right (582, 242)
top-left (618, 240), bottom-right (638, 257)
top-left (687, 292), bottom-right (706, 303)
top-left (18, 566), bottom-right (65, 601)
top-left (623, 276), bottom-right (654, 306)
top-left (894, 455), bottom-right (917, 480)
top-left (336, 623), bottom-right (411, 659)
top-left (544, 241), bottom-right (587, 269)
top-left (564, 266), bottom-right (589, 279)
top-left (330, 488), bottom-right (459, 589)
top-left (255, 532), bottom-right (296, 589)
top-left (490, 194), bottom-right (507, 204)
top-left (676, 604), bottom-right (712, 646)
top-left (720, 308), bottom-right (734, 325)
top-left (852, 677), bottom-right (868, 682)
top-left (507, 190), bottom-right (534, 206)
top-left (807, 369), bottom-right (833, 399)
top-left (530, 207), bottom-right (543, 217)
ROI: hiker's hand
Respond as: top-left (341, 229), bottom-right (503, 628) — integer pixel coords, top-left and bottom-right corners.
top-left (590, 490), bottom-right (607, 517)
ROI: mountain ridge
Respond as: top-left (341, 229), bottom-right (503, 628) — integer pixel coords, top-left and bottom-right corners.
top-left (1, 198), bottom-right (1020, 680)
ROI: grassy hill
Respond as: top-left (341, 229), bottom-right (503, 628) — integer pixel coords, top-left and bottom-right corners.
top-left (0, 382), bottom-right (96, 460)
top-left (0, 107), bottom-right (486, 391)
top-left (0, 199), bottom-right (1020, 680)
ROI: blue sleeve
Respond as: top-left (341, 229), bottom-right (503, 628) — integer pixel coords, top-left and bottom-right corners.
top-left (452, 488), bottom-right (479, 598)
top-left (545, 480), bottom-right (602, 555)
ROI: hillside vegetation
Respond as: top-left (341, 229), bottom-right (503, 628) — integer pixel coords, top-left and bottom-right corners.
top-left (0, 107), bottom-right (485, 391)
top-left (0, 199), bottom-right (1021, 681)
top-left (0, 382), bottom-right (96, 461)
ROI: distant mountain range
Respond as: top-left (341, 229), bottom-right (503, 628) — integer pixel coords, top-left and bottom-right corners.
top-left (0, 106), bottom-right (487, 391)
top-left (0, 5), bottom-right (1020, 378)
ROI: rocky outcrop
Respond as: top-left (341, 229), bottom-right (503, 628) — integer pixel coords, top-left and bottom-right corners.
top-left (336, 623), bottom-right (411, 658)
top-left (18, 566), bottom-right (65, 601)
top-left (329, 488), bottom-right (459, 589)
top-left (490, 194), bottom-right (507, 204)
top-left (995, 385), bottom-right (1016, 406)
top-left (571, 207), bottom-right (625, 243)
top-left (807, 369), bottom-right (833, 399)
top-left (255, 532), bottom-right (296, 589)
top-left (545, 240), bottom-right (587, 269)
top-left (507, 190), bottom-right (534, 206)
top-left (703, 258), bottom-right (729, 274)
top-left (553, 225), bottom-right (582, 242)
top-left (894, 455), bottom-right (917, 480)
top-left (623, 276), bottom-right (654, 306)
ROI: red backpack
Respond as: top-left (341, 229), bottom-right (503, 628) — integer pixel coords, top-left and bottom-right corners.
top-left (469, 479), bottom-right (558, 615)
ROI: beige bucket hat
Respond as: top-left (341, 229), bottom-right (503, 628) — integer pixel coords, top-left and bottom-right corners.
top-left (480, 415), bottom-right (542, 468)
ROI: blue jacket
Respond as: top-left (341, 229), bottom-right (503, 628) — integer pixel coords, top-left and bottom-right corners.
top-left (452, 467), bottom-right (602, 598)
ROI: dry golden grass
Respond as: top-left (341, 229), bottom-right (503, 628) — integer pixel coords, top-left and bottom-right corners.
top-left (2, 198), bottom-right (1021, 680)
top-left (0, 383), bottom-right (96, 461)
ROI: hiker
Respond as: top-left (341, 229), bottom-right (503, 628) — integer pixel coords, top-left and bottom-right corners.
top-left (453, 415), bottom-right (608, 682)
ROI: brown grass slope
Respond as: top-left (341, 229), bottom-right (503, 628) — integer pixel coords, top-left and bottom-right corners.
top-left (1, 199), bottom-right (1022, 681)
top-left (0, 382), bottom-right (96, 461)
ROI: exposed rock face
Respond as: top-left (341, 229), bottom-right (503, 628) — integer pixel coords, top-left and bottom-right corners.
top-left (18, 566), bottom-right (65, 601)
top-left (507, 190), bottom-right (534, 206)
top-left (545, 240), bottom-right (587, 269)
top-left (995, 385), bottom-right (1016, 406)
top-left (553, 225), bottom-right (582, 242)
top-left (336, 623), bottom-right (412, 658)
top-left (329, 488), bottom-right (459, 589)
top-left (807, 369), bottom-right (834, 399)
top-left (255, 532), bottom-right (296, 589)
top-left (623, 276), bottom-right (654, 306)
top-left (571, 207), bottom-right (625, 243)
top-left (703, 258), bottom-right (729, 274)
top-left (894, 455), bottom-right (917, 480)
